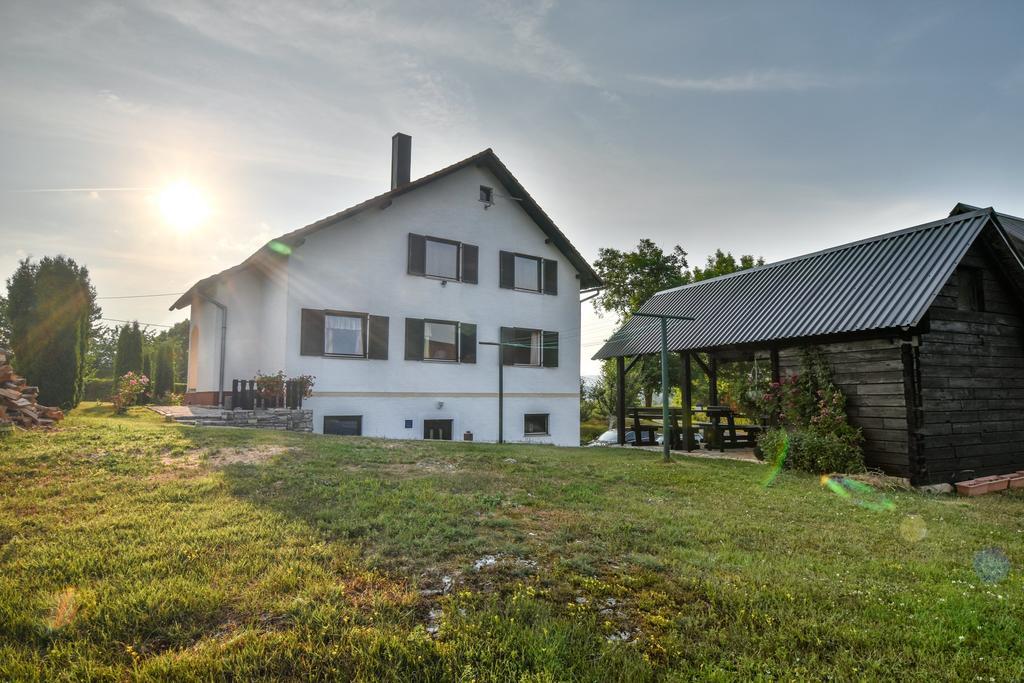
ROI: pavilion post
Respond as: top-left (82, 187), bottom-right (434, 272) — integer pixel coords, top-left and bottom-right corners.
top-left (680, 351), bottom-right (694, 451)
top-left (770, 348), bottom-right (780, 383)
top-left (708, 353), bottom-right (720, 450)
top-left (616, 356), bottom-right (626, 446)
top-left (708, 353), bottom-right (719, 406)
top-left (658, 317), bottom-right (671, 462)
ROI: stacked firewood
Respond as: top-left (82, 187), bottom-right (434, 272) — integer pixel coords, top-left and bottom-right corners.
top-left (0, 348), bottom-right (64, 432)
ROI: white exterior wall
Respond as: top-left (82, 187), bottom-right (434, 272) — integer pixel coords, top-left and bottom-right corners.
top-left (188, 164), bottom-right (582, 446)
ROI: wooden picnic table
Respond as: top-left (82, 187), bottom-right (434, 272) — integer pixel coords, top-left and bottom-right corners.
top-left (692, 405), bottom-right (765, 452)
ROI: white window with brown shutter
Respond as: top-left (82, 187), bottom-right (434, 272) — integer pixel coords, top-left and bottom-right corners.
top-left (499, 251), bottom-right (557, 295)
top-left (408, 233), bottom-right (478, 284)
top-left (404, 318), bottom-right (476, 363)
top-left (300, 308), bottom-right (388, 359)
top-left (500, 327), bottom-right (558, 367)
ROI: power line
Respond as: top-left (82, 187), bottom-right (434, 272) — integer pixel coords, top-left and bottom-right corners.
top-left (96, 292), bottom-right (183, 300)
top-left (99, 317), bottom-right (174, 329)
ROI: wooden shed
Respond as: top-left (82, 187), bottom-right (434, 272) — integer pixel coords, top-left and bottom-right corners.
top-left (593, 205), bottom-right (1024, 486)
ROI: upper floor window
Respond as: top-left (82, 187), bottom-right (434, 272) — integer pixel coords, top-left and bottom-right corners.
top-left (500, 251), bottom-right (557, 295)
top-left (408, 234), bottom-right (478, 283)
top-left (425, 238), bottom-right (459, 280)
top-left (514, 255), bottom-right (542, 292)
top-left (479, 185), bottom-right (494, 205)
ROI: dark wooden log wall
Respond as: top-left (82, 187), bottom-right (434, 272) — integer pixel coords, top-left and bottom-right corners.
top-left (916, 243), bottom-right (1024, 484)
top-left (778, 338), bottom-right (910, 478)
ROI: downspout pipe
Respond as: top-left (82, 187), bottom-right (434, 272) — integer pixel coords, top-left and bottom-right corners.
top-left (199, 292), bottom-right (227, 407)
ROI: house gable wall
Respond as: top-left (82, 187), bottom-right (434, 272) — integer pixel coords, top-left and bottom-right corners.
top-left (253, 163), bottom-right (582, 444)
top-left (916, 242), bottom-right (1024, 483)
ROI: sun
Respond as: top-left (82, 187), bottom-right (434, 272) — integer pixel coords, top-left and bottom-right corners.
top-left (158, 181), bottom-right (210, 231)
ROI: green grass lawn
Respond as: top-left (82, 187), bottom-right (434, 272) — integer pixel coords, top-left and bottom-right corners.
top-left (1, 404), bottom-right (1022, 681)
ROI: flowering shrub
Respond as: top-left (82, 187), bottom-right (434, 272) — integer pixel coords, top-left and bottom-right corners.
top-left (252, 371), bottom-right (316, 406)
top-left (756, 348), bottom-right (864, 474)
top-left (290, 374), bottom-right (316, 398)
top-left (113, 372), bottom-right (149, 414)
top-left (254, 370), bottom-right (286, 401)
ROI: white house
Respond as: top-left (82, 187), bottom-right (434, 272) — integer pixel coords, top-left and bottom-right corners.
top-left (171, 134), bottom-right (601, 446)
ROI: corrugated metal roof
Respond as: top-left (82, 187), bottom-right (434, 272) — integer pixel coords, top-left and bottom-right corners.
top-left (951, 202), bottom-right (1024, 250)
top-left (593, 208), bottom-right (998, 359)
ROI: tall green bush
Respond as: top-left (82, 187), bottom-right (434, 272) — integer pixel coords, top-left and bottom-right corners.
top-left (113, 322), bottom-right (144, 381)
top-left (152, 342), bottom-right (175, 398)
top-left (4, 256), bottom-right (97, 410)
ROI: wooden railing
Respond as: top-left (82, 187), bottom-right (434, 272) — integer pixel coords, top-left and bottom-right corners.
top-left (231, 379), bottom-right (305, 410)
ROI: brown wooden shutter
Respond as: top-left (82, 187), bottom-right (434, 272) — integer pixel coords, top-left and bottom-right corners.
top-left (542, 330), bottom-right (559, 367)
top-left (368, 315), bottom-right (389, 359)
top-left (499, 251), bottom-right (515, 289)
top-left (459, 323), bottom-right (477, 363)
top-left (543, 259), bottom-right (558, 295)
top-left (461, 244), bottom-right (479, 284)
top-left (500, 326), bottom-right (515, 365)
top-left (404, 318), bottom-right (424, 360)
top-left (408, 234), bottom-right (426, 276)
top-left (300, 309), bottom-right (325, 356)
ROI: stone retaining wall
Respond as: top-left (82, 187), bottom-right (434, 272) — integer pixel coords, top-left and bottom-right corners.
top-left (176, 408), bottom-right (313, 432)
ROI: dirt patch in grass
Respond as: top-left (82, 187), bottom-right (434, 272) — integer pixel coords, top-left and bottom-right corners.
top-left (338, 459), bottom-right (462, 478)
top-left (152, 446), bottom-right (294, 482)
top-left (208, 445), bottom-right (293, 466)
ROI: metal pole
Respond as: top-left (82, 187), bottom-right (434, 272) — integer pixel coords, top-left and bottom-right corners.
top-left (659, 317), bottom-right (671, 463)
top-left (498, 342), bottom-right (504, 444)
top-left (631, 311), bottom-right (695, 463)
top-left (480, 341), bottom-right (504, 444)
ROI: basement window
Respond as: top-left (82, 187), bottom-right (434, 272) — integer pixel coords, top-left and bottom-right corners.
top-left (957, 267), bottom-right (985, 312)
top-left (524, 413), bottom-right (549, 436)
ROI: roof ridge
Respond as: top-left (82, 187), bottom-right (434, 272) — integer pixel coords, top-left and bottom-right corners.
top-left (650, 207), bottom-right (993, 299)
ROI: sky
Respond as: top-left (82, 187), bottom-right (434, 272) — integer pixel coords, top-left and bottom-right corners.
top-left (2, 1), bottom-right (1024, 376)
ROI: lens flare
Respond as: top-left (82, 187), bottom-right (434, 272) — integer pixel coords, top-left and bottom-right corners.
top-left (899, 515), bottom-right (927, 543)
top-left (820, 475), bottom-right (895, 511)
top-left (761, 431), bottom-right (788, 486)
top-left (268, 240), bottom-right (292, 255)
top-left (973, 548), bottom-right (1011, 584)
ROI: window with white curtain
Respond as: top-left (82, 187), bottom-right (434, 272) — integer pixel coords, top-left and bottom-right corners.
top-left (325, 314), bottom-right (365, 356)
top-left (514, 254), bottom-right (541, 291)
top-left (425, 238), bottom-right (459, 279)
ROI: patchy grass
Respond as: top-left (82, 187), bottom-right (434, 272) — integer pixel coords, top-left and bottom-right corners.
top-left (1, 405), bottom-right (1022, 680)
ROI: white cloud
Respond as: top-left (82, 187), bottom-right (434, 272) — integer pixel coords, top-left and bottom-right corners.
top-left (630, 69), bottom-right (835, 93)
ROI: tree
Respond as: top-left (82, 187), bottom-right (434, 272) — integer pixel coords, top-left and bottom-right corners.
top-left (592, 239), bottom-right (689, 321)
top-left (0, 295), bottom-right (9, 348)
top-left (691, 249), bottom-right (765, 282)
top-left (152, 341), bottom-right (175, 398)
top-left (113, 322), bottom-right (144, 381)
top-left (4, 256), bottom-right (98, 409)
top-left (591, 240), bottom-right (764, 407)
top-left (86, 325), bottom-right (119, 379)
top-left (154, 320), bottom-right (189, 384)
